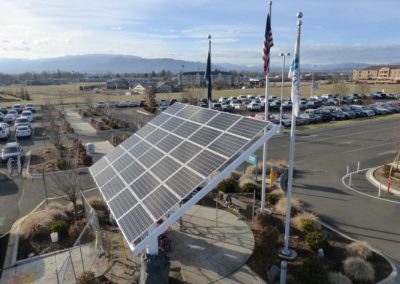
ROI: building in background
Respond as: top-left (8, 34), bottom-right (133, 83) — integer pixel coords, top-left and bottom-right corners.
top-left (353, 65), bottom-right (400, 83)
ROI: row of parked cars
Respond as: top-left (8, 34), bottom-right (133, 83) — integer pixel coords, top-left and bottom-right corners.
top-left (0, 104), bottom-right (35, 139)
top-left (249, 101), bottom-right (400, 127)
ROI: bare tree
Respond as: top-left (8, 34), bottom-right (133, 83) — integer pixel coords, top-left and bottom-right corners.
top-left (356, 82), bottom-right (371, 95)
top-left (332, 81), bottom-right (349, 105)
top-left (144, 87), bottom-right (157, 112)
top-left (52, 170), bottom-right (81, 220)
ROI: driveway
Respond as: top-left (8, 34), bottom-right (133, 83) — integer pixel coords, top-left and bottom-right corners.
top-left (267, 117), bottom-right (400, 260)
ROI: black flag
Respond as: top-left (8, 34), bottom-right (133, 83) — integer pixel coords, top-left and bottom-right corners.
top-left (206, 36), bottom-right (212, 107)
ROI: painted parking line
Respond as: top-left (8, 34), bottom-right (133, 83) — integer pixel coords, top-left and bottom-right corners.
top-left (377, 150), bottom-right (397, 156)
top-left (344, 141), bottom-right (396, 153)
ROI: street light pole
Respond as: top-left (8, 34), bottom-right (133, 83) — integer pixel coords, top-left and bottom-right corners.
top-left (279, 53), bottom-right (290, 130)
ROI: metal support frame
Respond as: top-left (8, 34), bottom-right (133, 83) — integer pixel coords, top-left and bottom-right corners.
top-left (131, 124), bottom-right (279, 254)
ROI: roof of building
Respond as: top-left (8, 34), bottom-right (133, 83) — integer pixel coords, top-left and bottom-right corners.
top-left (359, 65), bottom-right (400, 71)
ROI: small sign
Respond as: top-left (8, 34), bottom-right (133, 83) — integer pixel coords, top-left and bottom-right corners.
top-left (247, 154), bottom-right (258, 165)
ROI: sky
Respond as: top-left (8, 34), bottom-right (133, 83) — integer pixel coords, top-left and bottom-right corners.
top-left (0, 0), bottom-right (399, 66)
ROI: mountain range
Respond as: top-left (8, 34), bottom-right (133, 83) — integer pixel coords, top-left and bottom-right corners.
top-left (0, 54), bottom-right (372, 74)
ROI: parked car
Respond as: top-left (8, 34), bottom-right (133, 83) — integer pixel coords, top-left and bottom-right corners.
top-left (282, 100), bottom-right (292, 109)
top-left (12, 104), bottom-right (23, 114)
top-left (94, 102), bottom-right (106, 109)
top-left (370, 105), bottom-right (389, 115)
top-left (212, 103), bottom-right (222, 111)
top-left (0, 107), bottom-right (8, 115)
top-left (15, 117), bottom-right (31, 128)
top-left (0, 123), bottom-right (10, 139)
top-left (1, 142), bottom-right (23, 163)
top-left (247, 101), bottom-right (261, 111)
top-left (3, 114), bottom-right (16, 124)
top-left (340, 106), bottom-right (356, 119)
top-left (0, 112), bottom-right (4, 121)
top-left (24, 103), bottom-right (35, 112)
top-left (221, 102), bottom-right (233, 112)
top-left (15, 125), bottom-right (32, 138)
top-left (21, 110), bottom-right (34, 122)
top-left (350, 105), bottom-right (375, 117)
top-left (7, 109), bottom-right (18, 119)
top-left (197, 102), bottom-right (208, 108)
top-left (117, 101), bottom-right (128, 108)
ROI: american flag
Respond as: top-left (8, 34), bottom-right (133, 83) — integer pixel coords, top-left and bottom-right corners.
top-left (263, 13), bottom-right (273, 75)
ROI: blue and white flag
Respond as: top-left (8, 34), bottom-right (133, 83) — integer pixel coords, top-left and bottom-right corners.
top-left (288, 27), bottom-right (301, 117)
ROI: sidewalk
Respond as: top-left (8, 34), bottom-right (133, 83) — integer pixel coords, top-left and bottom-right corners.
top-left (169, 205), bottom-right (265, 284)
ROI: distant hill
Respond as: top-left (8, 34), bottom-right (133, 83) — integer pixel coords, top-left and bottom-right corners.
top-left (0, 54), bottom-right (378, 74)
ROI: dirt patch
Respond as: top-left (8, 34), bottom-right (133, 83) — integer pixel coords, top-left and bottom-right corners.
top-left (29, 148), bottom-right (59, 173)
top-left (374, 166), bottom-right (400, 191)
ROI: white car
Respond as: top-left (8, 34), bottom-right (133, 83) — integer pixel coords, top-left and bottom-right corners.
top-left (0, 112), bottom-right (4, 121)
top-left (1, 142), bottom-right (23, 163)
top-left (218, 97), bottom-right (228, 103)
top-left (7, 109), bottom-right (18, 119)
top-left (21, 110), bottom-right (34, 122)
top-left (247, 101), bottom-right (261, 111)
top-left (0, 123), bottom-right (10, 139)
top-left (24, 103), bottom-right (35, 112)
top-left (15, 125), bottom-right (32, 138)
top-left (15, 117), bottom-right (31, 128)
top-left (3, 114), bottom-right (15, 124)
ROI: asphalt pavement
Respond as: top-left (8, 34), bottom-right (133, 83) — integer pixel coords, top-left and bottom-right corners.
top-left (267, 117), bottom-right (400, 261)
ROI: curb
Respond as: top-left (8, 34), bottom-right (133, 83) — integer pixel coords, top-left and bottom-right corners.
top-left (366, 166), bottom-right (400, 196)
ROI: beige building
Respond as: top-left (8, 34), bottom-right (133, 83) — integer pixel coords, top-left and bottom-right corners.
top-left (353, 65), bottom-right (400, 83)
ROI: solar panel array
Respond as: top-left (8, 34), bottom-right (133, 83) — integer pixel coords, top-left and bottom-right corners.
top-left (89, 103), bottom-right (269, 246)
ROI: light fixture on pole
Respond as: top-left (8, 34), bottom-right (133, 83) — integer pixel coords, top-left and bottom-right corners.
top-left (279, 53), bottom-right (290, 132)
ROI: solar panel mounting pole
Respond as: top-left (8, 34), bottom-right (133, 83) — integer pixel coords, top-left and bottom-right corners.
top-left (261, 0), bottom-right (272, 212)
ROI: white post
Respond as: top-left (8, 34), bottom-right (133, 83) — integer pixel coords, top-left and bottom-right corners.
top-left (261, 75), bottom-right (270, 211)
top-left (279, 53), bottom-right (290, 132)
top-left (349, 173), bottom-right (352, 186)
top-left (378, 183), bottom-right (381, 197)
top-left (280, 261), bottom-right (287, 284)
top-left (346, 165), bottom-right (349, 175)
top-left (261, 1), bottom-right (273, 211)
top-left (357, 161), bottom-right (360, 173)
top-left (281, 11), bottom-right (302, 259)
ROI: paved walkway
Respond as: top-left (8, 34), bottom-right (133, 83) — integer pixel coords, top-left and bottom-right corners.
top-left (169, 205), bottom-right (264, 284)
top-left (63, 111), bottom-right (98, 142)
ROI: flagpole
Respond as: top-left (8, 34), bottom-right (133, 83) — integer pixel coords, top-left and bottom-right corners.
top-left (260, 0), bottom-right (272, 212)
top-left (207, 35), bottom-right (212, 109)
top-left (280, 12), bottom-right (302, 260)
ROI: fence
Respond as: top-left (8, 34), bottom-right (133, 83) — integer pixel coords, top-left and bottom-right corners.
top-left (56, 192), bottom-right (102, 283)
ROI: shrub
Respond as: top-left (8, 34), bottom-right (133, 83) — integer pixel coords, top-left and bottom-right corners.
top-left (225, 172), bottom-right (241, 181)
top-left (343, 257), bottom-right (375, 283)
top-left (77, 271), bottom-right (97, 284)
top-left (346, 240), bottom-right (372, 259)
top-left (273, 197), bottom-right (300, 216)
top-left (49, 220), bottom-right (69, 235)
top-left (19, 209), bottom-right (67, 240)
top-left (216, 179), bottom-right (238, 193)
top-left (240, 182), bottom-right (259, 193)
top-left (57, 158), bottom-right (68, 170)
top-left (88, 197), bottom-right (108, 211)
top-left (68, 219), bottom-right (87, 241)
top-left (292, 212), bottom-right (321, 233)
top-left (238, 175), bottom-right (257, 188)
top-left (297, 259), bottom-right (328, 284)
top-left (82, 155), bottom-right (93, 166)
top-left (327, 272), bottom-right (352, 284)
top-left (265, 193), bottom-right (279, 205)
top-left (305, 231), bottom-right (330, 251)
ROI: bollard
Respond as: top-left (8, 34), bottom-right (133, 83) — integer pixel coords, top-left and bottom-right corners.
top-left (280, 261), bottom-right (287, 284)
top-left (357, 161), bottom-right (360, 173)
top-left (378, 183), bottom-right (381, 197)
top-left (349, 173), bottom-right (352, 186)
top-left (346, 165), bottom-right (349, 175)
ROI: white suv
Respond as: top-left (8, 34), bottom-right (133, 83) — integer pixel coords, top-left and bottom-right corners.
top-left (1, 142), bottom-right (23, 163)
